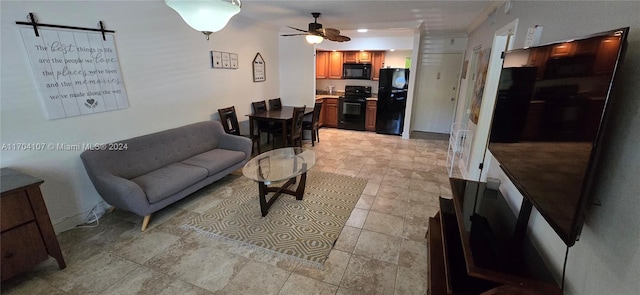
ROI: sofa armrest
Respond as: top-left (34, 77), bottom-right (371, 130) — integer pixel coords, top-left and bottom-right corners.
top-left (82, 169), bottom-right (150, 216)
top-left (218, 133), bottom-right (253, 161)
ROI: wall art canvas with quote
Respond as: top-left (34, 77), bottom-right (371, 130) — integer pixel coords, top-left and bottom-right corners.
top-left (20, 27), bottom-right (129, 120)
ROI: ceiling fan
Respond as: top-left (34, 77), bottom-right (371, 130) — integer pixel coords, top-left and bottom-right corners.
top-left (281, 12), bottom-right (351, 43)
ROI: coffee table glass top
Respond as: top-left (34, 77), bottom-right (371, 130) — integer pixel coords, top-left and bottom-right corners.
top-left (242, 148), bottom-right (315, 184)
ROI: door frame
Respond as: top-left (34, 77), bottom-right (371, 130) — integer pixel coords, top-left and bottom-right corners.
top-left (467, 19), bottom-right (519, 181)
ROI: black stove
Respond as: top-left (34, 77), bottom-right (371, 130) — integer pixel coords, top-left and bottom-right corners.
top-left (338, 86), bottom-right (371, 131)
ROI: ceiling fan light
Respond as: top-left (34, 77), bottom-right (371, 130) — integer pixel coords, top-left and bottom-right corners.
top-left (306, 34), bottom-right (324, 44)
top-left (166, 0), bottom-right (241, 38)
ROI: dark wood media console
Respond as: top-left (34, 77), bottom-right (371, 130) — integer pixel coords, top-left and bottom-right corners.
top-left (427, 178), bottom-right (562, 295)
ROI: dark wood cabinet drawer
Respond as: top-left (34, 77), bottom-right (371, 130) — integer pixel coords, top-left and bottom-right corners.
top-left (1, 190), bottom-right (35, 232)
top-left (1, 221), bottom-right (49, 281)
top-left (1, 168), bottom-right (66, 281)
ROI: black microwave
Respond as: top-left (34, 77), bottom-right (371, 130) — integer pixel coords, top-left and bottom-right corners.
top-left (343, 63), bottom-right (371, 80)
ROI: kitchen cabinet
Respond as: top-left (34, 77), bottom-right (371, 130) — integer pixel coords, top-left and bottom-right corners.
top-left (328, 51), bottom-right (343, 79)
top-left (549, 42), bottom-right (573, 58)
top-left (317, 51), bottom-right (344, 79)
top-left (316, 51), bottom-right (329, 79)
top-left (323, 97), bottom-right (339, 127)
top-left (526, 46), bottom-right (549, 79)
top-left (344, 51), bottom-right (371, 63)
top-left (343, 51), bottom-right (358, 63)
top-left (365, 100), bottom-right (377, 131)
top-left (573, 38), bottom-right (598, 55)
top-left (593, 36), bottom-right (621, 74)
top-left (1, 168), bottom-right (66, 281)
top-left (357, 51), bottom-right (372, 63)
top-left (318, 51), bottom-right (384, 80)
top-left (371, 51), bottom-right (385, 81)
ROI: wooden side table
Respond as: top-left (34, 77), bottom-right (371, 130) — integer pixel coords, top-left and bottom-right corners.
top-left (1, 168), bottom-right (66, 281)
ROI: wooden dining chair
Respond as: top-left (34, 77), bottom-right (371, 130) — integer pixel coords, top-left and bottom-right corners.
top-left (251, 100), bottom-right (268, 113)
top-left (251, 100), bottom-right (281, 148)
top-left (288, 105), bottom-right (306, 147)
top-left (302, 102), bottom-right (323, 146)
top-left (218, 106), bottom-right (260, 154)
top-left (268, 98), bottom-right (282, 110)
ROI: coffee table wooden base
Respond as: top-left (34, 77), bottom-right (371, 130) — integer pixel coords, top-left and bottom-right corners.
top-left (258, 172), bottom-right (307, 217)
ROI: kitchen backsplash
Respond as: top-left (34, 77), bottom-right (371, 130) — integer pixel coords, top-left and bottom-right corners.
top-left (316, 79), bottom-right (379, 95)
top-left (315, 90), bottom-right (377, 98)
top-left (315, 89), bottom-right (345, 96)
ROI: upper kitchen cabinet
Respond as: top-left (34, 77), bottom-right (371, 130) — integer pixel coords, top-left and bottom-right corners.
top-left (593, 36), bottom-right (621, 74)
top-left (317, 51), bottom-right (343, 79)
top-left (371, 52), bottom-right (386, 81)
top-left (526, 46), bottom-right (549, 79)
top-left (318, 50), bottom-right (385, 80)
top-left (549, 42), bottom-right (573, 58)
top-left (328, 51), bottom-right (344, 79)
top-left (527, 35), bottom-right (622, 80)
top-left (316, 51), bottom-right (329, 79)
top-left (344, 51), bottom-right (371, 63)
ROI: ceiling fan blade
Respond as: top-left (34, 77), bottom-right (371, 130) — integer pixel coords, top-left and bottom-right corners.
top-left (280, 33), bottom-right (309, 36)
top-left (321, 28), bottom-right (341, 37)
top-left (326, 34), bottom-right (351, 42)
top-left (287, 26), bottom-right (309, 33)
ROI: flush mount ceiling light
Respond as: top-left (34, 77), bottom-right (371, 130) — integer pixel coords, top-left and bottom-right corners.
top-left (306, 34), bottom-right (324, 44)
top-left (357, 29), bottom-right (368, 33)
top-left (165, 0), bottom-right (241, 40)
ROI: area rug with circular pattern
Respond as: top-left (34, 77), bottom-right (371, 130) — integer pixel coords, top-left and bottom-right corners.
top-left (182, 170), bottom-right (367, 268)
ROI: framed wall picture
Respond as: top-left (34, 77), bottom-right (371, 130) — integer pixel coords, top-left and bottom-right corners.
top-left (253, 53), bottom-right (265, 82)
top-left (211, 51), bottom-right (222, 68)
top-left (221, 52), bottom-right (231, 68)
top-left (230, 53), bottom-right (238, 69)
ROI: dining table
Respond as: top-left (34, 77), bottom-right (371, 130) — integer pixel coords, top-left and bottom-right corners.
top-left (247, 106), bottom-right (314, 148)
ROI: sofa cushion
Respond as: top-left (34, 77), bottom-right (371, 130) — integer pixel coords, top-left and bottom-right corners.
top-left (181, 149), bottom-right (247, 176)
top-left (131, 162), bottom-right (208, 203)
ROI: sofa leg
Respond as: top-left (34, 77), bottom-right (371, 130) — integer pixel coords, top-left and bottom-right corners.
top-left (141, 215), bottom-right (151, 232)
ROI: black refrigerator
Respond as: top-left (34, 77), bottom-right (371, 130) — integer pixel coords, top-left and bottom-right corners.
top-left (376, 68), bottom-right (410, 135)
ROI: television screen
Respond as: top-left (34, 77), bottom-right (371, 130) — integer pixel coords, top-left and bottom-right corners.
top-left (488, 27), bottom-right (629, 246)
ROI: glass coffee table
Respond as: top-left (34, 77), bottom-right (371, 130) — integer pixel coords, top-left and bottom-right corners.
top-left (242, 147), bottom-right (316, 217)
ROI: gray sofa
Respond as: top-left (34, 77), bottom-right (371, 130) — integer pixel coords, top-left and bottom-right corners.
top-left (80, 121), bottom-right (252, 231)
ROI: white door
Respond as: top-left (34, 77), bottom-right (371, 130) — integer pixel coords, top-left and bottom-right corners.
top-left (413, 53), bottom-right (463, 133)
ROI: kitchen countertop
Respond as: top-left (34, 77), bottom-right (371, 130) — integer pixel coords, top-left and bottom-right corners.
top-left (315, 95), bottom-right (341, 99)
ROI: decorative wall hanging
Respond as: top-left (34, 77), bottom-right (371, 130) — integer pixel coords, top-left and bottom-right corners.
top-left (252, 53), bottom-right (265, 82)
top-left (16, 13), bottom-right (129, 120)
top-left (211, 51), bottom-right (238, 69)
top-left (470, 47), bottom-right (491, 124)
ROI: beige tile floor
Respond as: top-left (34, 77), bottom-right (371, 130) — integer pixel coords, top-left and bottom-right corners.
top-left (1, 128), bottom-right (451, 295)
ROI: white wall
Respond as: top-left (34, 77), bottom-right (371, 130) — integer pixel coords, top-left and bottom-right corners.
top-left (279, 36), bottom-right (316, 107)
top-left (384, 50), bottom-right (412, 68)
top-left (0, 1), bottom-right (281, 232)
top-left (458, 1), bottom-right (640, 294)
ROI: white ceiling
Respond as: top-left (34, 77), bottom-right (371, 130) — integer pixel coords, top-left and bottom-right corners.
top-left (238, 0), bottom-right (496, 38)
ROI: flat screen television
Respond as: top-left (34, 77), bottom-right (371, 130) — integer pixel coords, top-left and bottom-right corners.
top-left (488, 27), bottom-right (629, 246)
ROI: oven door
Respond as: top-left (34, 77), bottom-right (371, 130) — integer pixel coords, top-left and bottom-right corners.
top-left (338, 98), bottom-right (366, 131)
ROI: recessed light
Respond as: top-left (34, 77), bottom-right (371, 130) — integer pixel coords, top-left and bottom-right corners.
top-left (390, 49), bottom-right (395, 52)
top-left (357, 29), bottom-right (368, 33)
